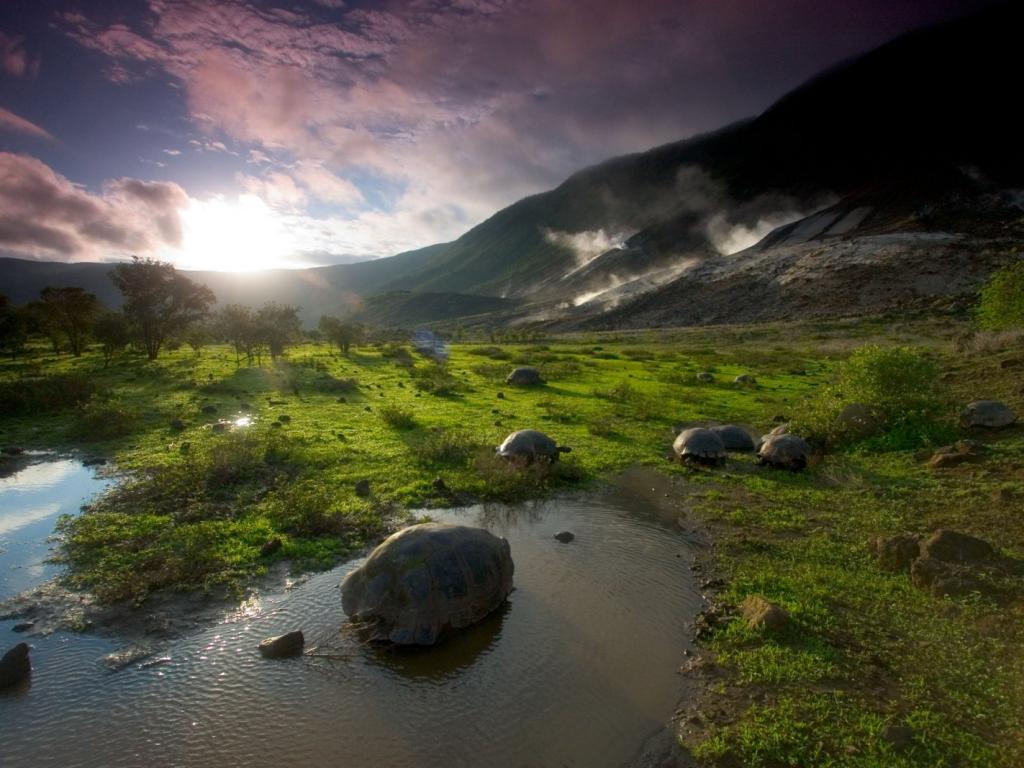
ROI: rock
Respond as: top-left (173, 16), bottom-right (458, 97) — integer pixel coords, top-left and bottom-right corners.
top-left (211, 421), bottom-right (228, 433)
top-left (920, 529), bottom-right (994, 563)
top-left (278, 414), bottom-right (291, 423)
top-left (871, 533), bottom-right (922, 572)
top-left (201, 404), bottom-right (217, 414)
top-left (733, 374), bottom-right (757, 386)
top-left (505, 367), bottom-right (544, 386)
top-left (354, 479), bottom-right (371, 497)
top-left (0, 642), bottom-right (31, 688)
top-left (496, 391), bottom-right (505, 399)
top-left (959, 400), bottom-right (1017, 429)
top-left (880, 724), bottom-right (915, 751)
top-left (337, 397), bottom-right (347, 404)
top-left (169, 418), bottom-right (186, 431)
top-left (696, 372), bottom-right (715, 382)
top-left (82, 455), bottom-right (107, 467)
top-left (100, 645), bottom-right (153, 672)
top-left (11, 621), bottom-right (34, 633)
top-left (999, 358), bottom-right (1021, 369)
top-left (910, 556), bottom-right (983, 597)
top-left (740, 596), bottom-right (789, 632)
top-left (835, 403), bottom-right (884, 440)
top-left (928, 440), bottom-right (986, 468)
top-left (258, 630), bottom-right (305, 659)
top-left (431, 477), bottom-right (451, 496)
top-left (554, 531), bottom-right (575, 543)
top-left (260, 537), bottom-right (283, 557)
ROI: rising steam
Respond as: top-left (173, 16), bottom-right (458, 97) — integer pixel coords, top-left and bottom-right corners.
top-left (544, 228), bottom-right (631, 276)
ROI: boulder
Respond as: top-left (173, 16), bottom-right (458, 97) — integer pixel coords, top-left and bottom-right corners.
top-left (920, 529), bottom-right (994, 564)
top-left (740, 596), bottom-right (789, 632)
top-left (554, 531), bottom-right (575, 543)
top-left (928, 440), bottom-right (986, 469)
top-left (871, 533), bottom-right (922, 572)
top-left (0, 643), bottom-right (31, 688)
top-left (354, 479), bottom-right (371, 497)
top-left (910, 556), bottom-right (983, 597)
top-left (959, 400), bottom-right (1017, 429)
top-left (201, 404), bottom-right (217, 414)
top-left (258, 631), bottom-right (305, 659)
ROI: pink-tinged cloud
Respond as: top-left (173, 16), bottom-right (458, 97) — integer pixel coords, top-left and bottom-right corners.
top-left (0, 153), bottom-right (189, 260)
top-left (0, 106), bottom-right (54, 141)
top-left (0, 31), bottom-right (39, 78)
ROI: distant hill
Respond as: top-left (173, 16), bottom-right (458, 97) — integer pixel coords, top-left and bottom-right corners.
top-left (2, 2), bottom-right (1022, 329)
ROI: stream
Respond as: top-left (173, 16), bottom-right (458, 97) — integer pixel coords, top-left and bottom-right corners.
top-left (1, 459), bottom-right (702, 768)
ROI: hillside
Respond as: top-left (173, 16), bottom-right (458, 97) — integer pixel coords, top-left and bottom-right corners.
top-left (2, 2), bottom-right (1022, 329)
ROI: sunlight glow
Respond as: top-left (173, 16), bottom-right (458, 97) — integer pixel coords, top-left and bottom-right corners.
top-left (173, 194), bottom-right (308, 271)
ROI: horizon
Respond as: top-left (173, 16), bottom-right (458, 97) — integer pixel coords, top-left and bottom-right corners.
top-left (1, 0), bottom-right (992, 273)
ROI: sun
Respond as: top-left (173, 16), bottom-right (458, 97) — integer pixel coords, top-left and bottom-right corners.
top-left (173, 194), bottom-right (299, 271)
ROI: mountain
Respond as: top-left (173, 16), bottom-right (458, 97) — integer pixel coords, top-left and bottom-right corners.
top-left (2, 2), bottom-right (1022, 329)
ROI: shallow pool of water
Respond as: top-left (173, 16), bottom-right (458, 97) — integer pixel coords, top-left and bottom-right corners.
top-left (1, 474), bottom-right (701, 768)
top-left (0, 457), bottom-right (109, 602)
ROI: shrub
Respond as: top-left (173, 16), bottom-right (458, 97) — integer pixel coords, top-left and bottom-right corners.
top-left (472, 449), bottom-right (583, 501)
top-left (468, 346), bottom-right (510, 360)
top-left (792, 345), bottom-right (953, 450)
top-left (977, 259), bottom-right (1024, 331)
top-left (0, 374), bottom-right (99, 416)
top-left (413, 427), bottom-right (484, 466)
top-left (72, 395), bottom-right (142, 440)
top-left (411, 362), bottom-right (459, 396)
top-left (379, 404), bottom-right (416, 429)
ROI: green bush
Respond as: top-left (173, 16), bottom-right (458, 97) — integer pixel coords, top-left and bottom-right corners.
top-left (977, 259), bottom-right (1024, 331)
top-left (72, 395), bottom-right (142, 440)
top-left (378, 404), bottom-right (416, 429)
top-left (413, 427), bottom-right (483, 466)
top-left (792, 345), bottom-right (953, 450)
top-left (0, 374), bottom-right (98, 416)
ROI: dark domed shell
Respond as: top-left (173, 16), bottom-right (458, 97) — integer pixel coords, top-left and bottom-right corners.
top-left (734, 374), bottom-right (757, 386)
top-left (496, 429), bottom-right (560, 461)
top-left (341, 523), bottom-right (514, 645)
top-left (505, 367), bottom-right (544, 386)
top-left (959, 400), bottom-right (1016, 429)
top-left (710, 424), bottom-right (756, 451)
top-left (673, 427), bottom-right (727, 464)
top-left (758, 433), bottom-right (811, 470)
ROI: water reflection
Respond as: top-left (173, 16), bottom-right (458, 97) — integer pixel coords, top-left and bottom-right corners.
top-left (0, 457), bottom-right (109, 600)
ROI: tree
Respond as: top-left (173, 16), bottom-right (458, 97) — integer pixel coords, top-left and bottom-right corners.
top-left (0, 294), bottom-right (28, 359)
top-left (978, 259), bottom-right (1024, 331)
top-left (93, 311), bottom-right (133, 367)
top-left (38, 286), bottom-right (100, 356)
top-left (110, 257), bottom-right (215, 360)
top-left (319, 315), bottom-right (363, 355)
top-left (184, 322), bottom-right (212, 358)
top-left (256, 303), bottom-right (302, 360)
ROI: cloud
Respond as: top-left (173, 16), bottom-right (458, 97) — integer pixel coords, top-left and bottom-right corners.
top-left (0, 106), bottom-right (54, 141)
top-left (0, 32), bottom-right (39, 78)
top-left (0, 153), bottom-right (188, 260)
top-left (55, 0), bottom-right (982, 263)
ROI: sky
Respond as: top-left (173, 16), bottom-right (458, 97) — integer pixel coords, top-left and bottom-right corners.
top-left (0, 0), bottom-right (993, 271)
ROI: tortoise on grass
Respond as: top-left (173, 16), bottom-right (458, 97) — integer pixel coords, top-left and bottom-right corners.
top-left (696, 372), bottom-right (715, 383)
top-left (341, 523), bottom-right (514, 645)
top-left (710, 424), bottom-right (756, 452)
top-left (496, 429), bottom-right (571, 463)
top-left (733, 374), bottom-right (758, 386)
top-left (959, 400), bottom-right (1016, 429)
top-left (673, 427), bottom-right (727, 466)
top-left (757, 433), bottom-right (811, 471)
top-left (505, 367), bottom-right (545, 386)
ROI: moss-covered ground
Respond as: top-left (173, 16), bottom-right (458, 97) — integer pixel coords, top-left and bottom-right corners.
top-left (0, 315), bottom-right (1021, 766)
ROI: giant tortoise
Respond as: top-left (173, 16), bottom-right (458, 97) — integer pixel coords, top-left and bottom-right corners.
top-left (505, 367), bottom-right (545, 386)
top-left (673, 427), bottom-right (727, 466)
top-left (710, 424), bottom-right (756, 452)
top-left (341, 523), bottom-right (514, 645)
top-left (959, 400), bottom-right (1017, 429)
top-left (757, 433), bottom-right (811, 471)
top-left (496, 429), bottom-right (571, 463)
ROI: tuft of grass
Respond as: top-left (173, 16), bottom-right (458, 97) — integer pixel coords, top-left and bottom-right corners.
top-left (378, 403), bottom-right (416, 429)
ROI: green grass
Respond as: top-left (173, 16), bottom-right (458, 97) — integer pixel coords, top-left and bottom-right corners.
top-left (1, 315), bottom-right (1023, 765)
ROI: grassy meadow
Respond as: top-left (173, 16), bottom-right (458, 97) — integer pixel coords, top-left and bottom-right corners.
top-left (1, 315), bottom-right (1022, 766)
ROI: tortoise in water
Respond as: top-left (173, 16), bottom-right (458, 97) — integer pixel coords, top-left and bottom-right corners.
top-left (672, 427), bottom-right (727, 466)
top-left (496, 429), bottom-right (571, 463)
top-left (710, 424), bottom-right (756, 452)
top-left (959, 400), bottom-right (1016, 429)
top-left (505, 367), bottom-right (545, 386)
top-left (757, 433), bottom-right (811, 470)
top-left (340, 523), bottom-right (514, 645)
